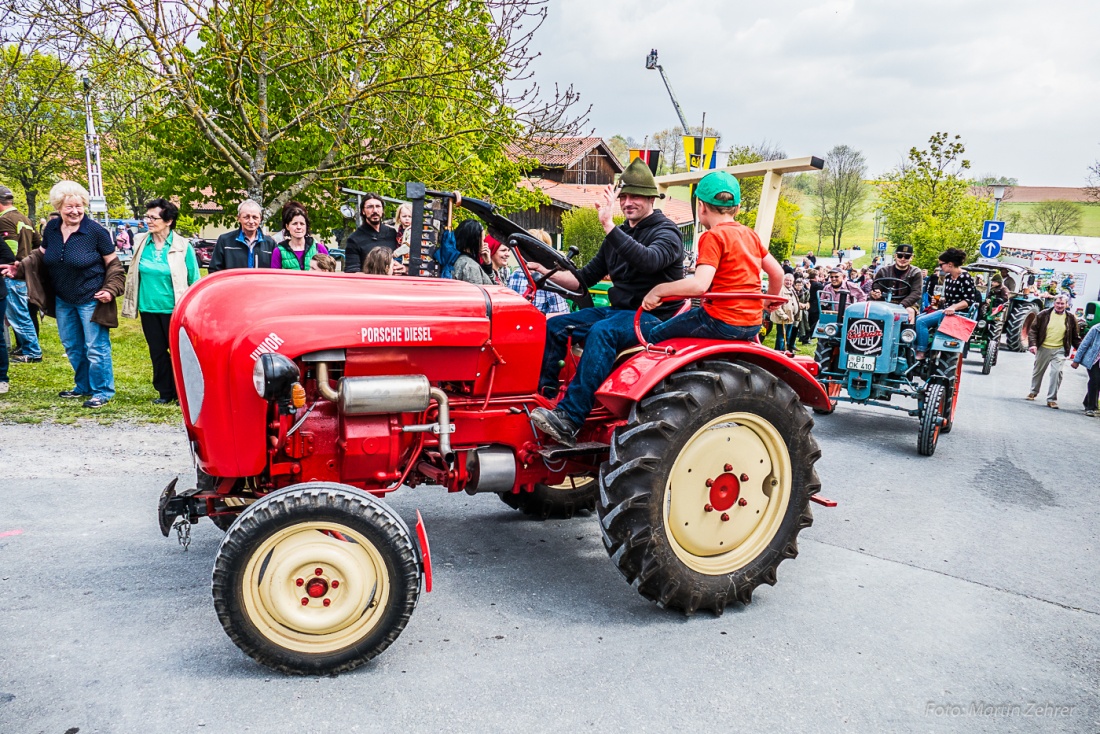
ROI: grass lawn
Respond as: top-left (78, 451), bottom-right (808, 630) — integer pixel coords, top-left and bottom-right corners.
top-left (1, 316), bottom-right (182, 425)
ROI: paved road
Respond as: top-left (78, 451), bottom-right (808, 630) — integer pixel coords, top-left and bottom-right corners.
top-left (1, 348), bottom-right (1097, 733)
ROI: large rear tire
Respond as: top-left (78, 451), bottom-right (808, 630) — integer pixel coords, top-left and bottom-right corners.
top-left (499, 476), bottom-right (598, 519)
top-left (1005, 302), bottom-right (1039, 352)
top-left (597, 360), bottom-right (821, 615)
top-left (918, 384), bottom-right (944, 456)
top-left (212, 483), bottom-right (421, 675)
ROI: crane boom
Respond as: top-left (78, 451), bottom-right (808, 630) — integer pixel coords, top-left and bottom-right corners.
top-left (645, 49), bottom-right (690, 132)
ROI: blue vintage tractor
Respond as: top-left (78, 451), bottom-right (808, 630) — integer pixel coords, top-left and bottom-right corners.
top-left (812, 276), bottom-right (971, 456)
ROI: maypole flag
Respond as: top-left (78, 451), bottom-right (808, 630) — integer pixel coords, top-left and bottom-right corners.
top-left (682, 136), bottom-right (718, 171)
top-left (629, 149), bottom-right (661, 175)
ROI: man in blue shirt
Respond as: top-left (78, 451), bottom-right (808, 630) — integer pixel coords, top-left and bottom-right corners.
top-left (209, 200), bottom-right (275, 272)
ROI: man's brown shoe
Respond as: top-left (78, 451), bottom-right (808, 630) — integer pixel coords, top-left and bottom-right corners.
top-left (1047, 401), bottom-right (1059, 409)
top-left (1025, 393), bottom-right (1037, 401)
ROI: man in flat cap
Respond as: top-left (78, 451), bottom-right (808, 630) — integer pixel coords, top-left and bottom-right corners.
top-left (527, 158), bottom-right (684, 445)
top-left (869, 243), bottom-right (923, 321)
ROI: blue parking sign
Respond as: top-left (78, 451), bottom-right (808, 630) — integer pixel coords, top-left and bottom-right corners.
top-left (979, 240), bottom-right (1002, 258)
top-left (981, 220), bottom-right (1005, 240)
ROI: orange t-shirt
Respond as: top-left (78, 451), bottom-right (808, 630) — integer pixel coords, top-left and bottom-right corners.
top-left (696, 221), bottom-right (768, 326)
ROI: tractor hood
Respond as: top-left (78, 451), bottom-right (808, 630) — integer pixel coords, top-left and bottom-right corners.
top-left (170, 270), bottom-right (503, 477)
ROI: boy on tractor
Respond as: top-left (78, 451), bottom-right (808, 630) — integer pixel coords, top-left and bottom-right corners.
top-left (527, 158), bottom-right (684, 446)
top-left (642, 171), bottom-right (785, 340)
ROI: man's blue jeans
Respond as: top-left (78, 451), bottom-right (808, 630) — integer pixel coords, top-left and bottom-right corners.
top-left (0, 283), bottom-right (7, 382)
top-left (539, 307), bottom-right (659, 425)
top-left (5, 279), bottom-right (41, 359)
top-left (915, 309), bottom-right (946, 353)
top-left (55, 297), bottom-right (115, 400)
top-left (648, 307), bottom-right (761, 342)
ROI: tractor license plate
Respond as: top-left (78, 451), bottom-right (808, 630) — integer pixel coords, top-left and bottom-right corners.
top-left (846, 354), bottom-right (876, 371)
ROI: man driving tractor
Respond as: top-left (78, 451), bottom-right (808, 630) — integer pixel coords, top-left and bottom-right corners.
top-left (528, 158), bottom-right (684, 446)
top-left (868, 243), bottom-right (923, 321)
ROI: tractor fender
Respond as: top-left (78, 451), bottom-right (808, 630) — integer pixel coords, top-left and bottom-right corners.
top-left (595, 340), bottom-right (832, 417)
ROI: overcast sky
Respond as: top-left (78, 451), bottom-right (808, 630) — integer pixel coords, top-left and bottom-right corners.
top-left (527, 0), bottom-right (1100, 186)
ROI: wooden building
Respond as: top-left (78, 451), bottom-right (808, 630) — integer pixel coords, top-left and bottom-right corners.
top-left (505, 136), bottom-right (694, 244)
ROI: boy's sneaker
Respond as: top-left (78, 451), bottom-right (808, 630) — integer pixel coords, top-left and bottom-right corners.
top-left (83, 397), bottom-right (109, 409)
top-left (0, 382), bottom-right (8, 394)
top-left (530, 407), bottom-right (579, 447)
top-left (59, 390), bottom-right (87, 399)
top-left (11, 355), bottom-right (42, 363)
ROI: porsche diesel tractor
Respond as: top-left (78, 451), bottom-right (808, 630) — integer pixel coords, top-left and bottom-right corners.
top-left (158, 189), bottom-right (832, 674)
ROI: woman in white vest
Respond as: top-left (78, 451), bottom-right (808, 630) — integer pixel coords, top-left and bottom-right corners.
top-left (121, 197), bottom-right (200, 404)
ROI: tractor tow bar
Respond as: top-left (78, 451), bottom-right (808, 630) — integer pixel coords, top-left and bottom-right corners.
top-left (810, 495), bottom-right (838, 507)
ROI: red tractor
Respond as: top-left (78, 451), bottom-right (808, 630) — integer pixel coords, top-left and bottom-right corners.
top-left (159, 192), bottom-right (832, 674)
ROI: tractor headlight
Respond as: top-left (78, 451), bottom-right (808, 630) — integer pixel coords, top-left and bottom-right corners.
top-left (823, 323), bottom-right (838, 337)
top-left (253, 353), bottom-right (300, 401)
top-left (900, 329), bottom-right (916, 344)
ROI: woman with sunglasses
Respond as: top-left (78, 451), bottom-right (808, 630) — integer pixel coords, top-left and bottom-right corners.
top-left (868, 243), bottom-right (924, 322)
top-left (913, 248), bottom-right (981, 360)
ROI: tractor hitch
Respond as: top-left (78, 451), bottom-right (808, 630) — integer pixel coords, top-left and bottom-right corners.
top-left (158, 477), bottom-right (209, 538)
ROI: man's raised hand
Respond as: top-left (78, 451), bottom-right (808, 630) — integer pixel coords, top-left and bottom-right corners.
top-left (596, 183), bottom-right (617, 232)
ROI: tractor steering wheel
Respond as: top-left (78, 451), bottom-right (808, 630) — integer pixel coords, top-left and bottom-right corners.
top-left (459, 195), bottom-right (593, 309)
top-left (871, 276), bottom-right (913, 304)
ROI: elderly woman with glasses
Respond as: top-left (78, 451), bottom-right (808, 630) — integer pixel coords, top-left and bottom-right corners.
top-left (0, 181), bottom-right (125, 408)
top-left (121, 198), bottom-right (200, 404)
top-left (867, 243), bottom-right (924, 322)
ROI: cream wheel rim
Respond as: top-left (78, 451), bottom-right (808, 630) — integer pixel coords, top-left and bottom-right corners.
top-left (546, 476), bottom-right (596, 491)
top-left (241, 521), bottom-right (390, 654)
top-left (663, 412), bottom-right (792, 575)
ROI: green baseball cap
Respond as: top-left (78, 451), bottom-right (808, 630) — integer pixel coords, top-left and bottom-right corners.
top-left (694, 171), bottom-right (741, 207)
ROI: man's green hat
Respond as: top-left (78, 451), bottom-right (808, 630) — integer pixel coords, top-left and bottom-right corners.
top-left (694, 171), bottom-right (741, 207)
top-left (619, 157), bottom-right (662, 198)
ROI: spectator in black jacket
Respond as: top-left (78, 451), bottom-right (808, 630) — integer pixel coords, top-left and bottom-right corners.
top-left (209, 200), bottom-right (275, 272)
top-left (806, 269), bottom-right (825, 342)
top-left (344, 193), bottom-right (403, 274)
top-left (869, 243), bottom-right (923, 321)
top-left (527, 158), bottom-right (684, 445)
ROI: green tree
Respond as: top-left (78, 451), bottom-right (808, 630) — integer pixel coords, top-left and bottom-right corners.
top-left (561, 207), bottom-right (622, 266)
top-left (49, 0), bottom-right (584, 228)
top-left (0, 46), bottom-right (83, 220)
top-left (1026, 200), bottom-right (1082, 235)
top-left (726, 142), bottom-right (800, 261)
top-left (815, 144), bottom-right (868, 253)
top-left (1084, 160), bottom-right (1100, 204)
top-left (878, 132), bottom-right (993, 270)
top-left (605, 134), bottom-right (638, 167)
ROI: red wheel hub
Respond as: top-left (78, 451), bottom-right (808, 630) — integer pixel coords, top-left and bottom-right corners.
top-left (306, 579), bottom-right (329, 598)
top-left (707, 473), bottom-right (741, 512)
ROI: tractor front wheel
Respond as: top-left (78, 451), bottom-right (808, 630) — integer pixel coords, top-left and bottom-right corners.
top-left (212, 483), bottom-right (421, 675)
top-left (597, 360), bottom-right (820, 615)
top-left (812, 341), bottom-right (840, 415)
top-left (499, 475), bottom-right (598, 519)
top-left (982, 339), bottom-right (998, 375)
top-left (918, 384), bottom-right (945, 456)
top-left (1005, 302), bottom-right (1039, 352)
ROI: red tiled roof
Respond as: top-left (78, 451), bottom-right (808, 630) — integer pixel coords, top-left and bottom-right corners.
top-left (506, 136), bottom-right (622, 171)
top-left (521, 178), bottom-right (694, 226)
top-left (969, 186), bottom-right (1092, 203)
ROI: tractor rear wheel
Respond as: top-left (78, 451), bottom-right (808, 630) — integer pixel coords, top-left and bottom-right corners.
top-left (982, 339), bottom-right (998, 375)
top-left (812, 341), bottom-right (840, 415)
top-left (937, 354), bottom-right (963, 434)
top-left (918, 384), bottom-right (944, 456)
top-left (597, 360), bottom-right (820, 615)
top-left (499, 475), bottom-right (598, 519)
top-left (1005, 302), bottom-right (1039, 352)
top-left (212, 482), bottom-right (421, 675)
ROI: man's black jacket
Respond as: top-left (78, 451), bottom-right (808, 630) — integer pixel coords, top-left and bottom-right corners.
top-left (209, 229), bottom-right (276, 272)
top-left (344, 223), bottom-right (399, 273)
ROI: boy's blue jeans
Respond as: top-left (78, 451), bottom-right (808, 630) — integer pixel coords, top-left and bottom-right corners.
top-left (915, 310), bottom-right (946, 353)
top-left (6, 279), bottom-right (41, 359)
top-left (55, 296), bottom-right (115, 400)
top-left (648, 307), bottom-right (760, 342)
top-left (539, 307), bottom-right (659, 426)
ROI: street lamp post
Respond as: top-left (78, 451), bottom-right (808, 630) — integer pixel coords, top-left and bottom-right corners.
top-left (992, 185), bottom-right (1006, 221)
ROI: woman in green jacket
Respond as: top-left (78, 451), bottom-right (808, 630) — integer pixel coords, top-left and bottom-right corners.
top-left (121, 198), bottom-right (200, 404)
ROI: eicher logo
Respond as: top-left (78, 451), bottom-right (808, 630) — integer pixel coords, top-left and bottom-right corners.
top-left (361, 326), bottom-right (433, 344)
top-left (847, 318), bottom-right (884, 354)
top-left (250, 332), bottom-right (284, 361)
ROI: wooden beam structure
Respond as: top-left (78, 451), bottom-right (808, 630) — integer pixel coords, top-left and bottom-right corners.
top-left (654, 155), bottom-right (825, 246)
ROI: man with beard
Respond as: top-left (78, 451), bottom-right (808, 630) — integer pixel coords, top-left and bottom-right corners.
top-left (868, 243), bottom-right (923, 321)
top-left (525, 158), bottom-right (684, 446)
top-left (344, 193), bottom-right (405, 274)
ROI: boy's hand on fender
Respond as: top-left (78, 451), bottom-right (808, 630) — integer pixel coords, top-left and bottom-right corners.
top-left (642, 292), bottom-right (662, 311)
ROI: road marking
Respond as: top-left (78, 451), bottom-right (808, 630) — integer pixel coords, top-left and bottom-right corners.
top-left (0, 529), bottom-right (24, 538)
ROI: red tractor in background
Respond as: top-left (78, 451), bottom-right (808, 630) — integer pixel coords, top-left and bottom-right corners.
top-left (159, 188), bottom-right (832, 674)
